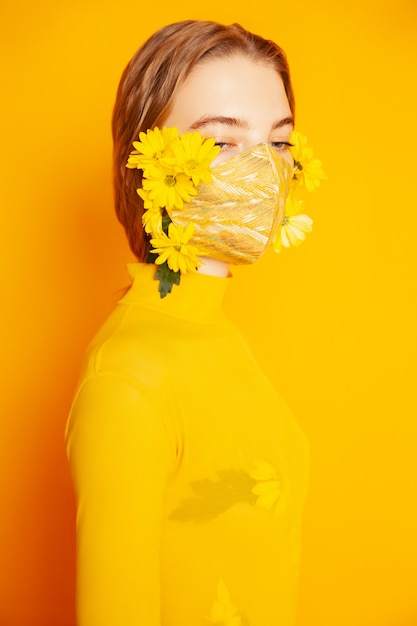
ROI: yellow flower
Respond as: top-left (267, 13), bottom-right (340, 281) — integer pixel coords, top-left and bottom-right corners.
top-left (142, 164), bottom-right (197, 212)
top-left (273, 194), bottom-right (313, 252)
top-left (249, 460), bottom-right (281, 513)
top-left (173, 131), bottom-right (220, 185)
top-left (207, 579), bottom-right (242, 626)
top-left (136, 187), bottom-right (157, 210)
top-left (137, 187), bottom-right (164, 234)
top-left (141, 206), bottom-right (163, 235)
top-left (126, 126), bottom-right (178, 171)
top-left (289, 130), bottom-right (326, 192)
top-left (150, 222), bottom-right (201, 274)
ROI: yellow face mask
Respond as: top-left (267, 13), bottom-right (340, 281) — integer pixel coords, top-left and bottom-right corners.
top-left (169, 143), bottom-right (293, 265)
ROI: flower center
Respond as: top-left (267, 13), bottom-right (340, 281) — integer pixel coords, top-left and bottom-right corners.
top-left (164, 175), bottom-right (176, 187)
top-left (282, 215), bottom-right (289, 226)
top-left (185, 158), bottom-right (197, 169)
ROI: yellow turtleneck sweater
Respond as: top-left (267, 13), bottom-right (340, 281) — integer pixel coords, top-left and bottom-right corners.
top-left (65, 263), bottom-right (309, 626)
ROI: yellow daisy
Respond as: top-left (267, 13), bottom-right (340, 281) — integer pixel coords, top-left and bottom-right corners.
top-left (173, 131), bottom-right (220, 186)
top-left (126, 126), bottom-right (178, 171)
top-left (141, 205), bottom-right (163, 235)
top-left (249, 460), bottom-right (281, 513)
top-left (142, 164), bottom-right (197, 212)
top-left (207, 579), bottom-right (242, 626)
top-left (137, 187), bottom-right (158, 210)
top-left (289, 130), bottom-right (326, 192)
top-left (273, 194), bottom-right (313, 252)
top-left (150, 222), bottom-right (201, 274)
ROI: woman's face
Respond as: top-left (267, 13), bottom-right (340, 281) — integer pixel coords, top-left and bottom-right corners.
top-left (163, 55), bottom-right (294, 166)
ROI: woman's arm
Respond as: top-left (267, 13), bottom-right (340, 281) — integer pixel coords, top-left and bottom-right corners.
top-left (66, 372), bottom-right (175, 626)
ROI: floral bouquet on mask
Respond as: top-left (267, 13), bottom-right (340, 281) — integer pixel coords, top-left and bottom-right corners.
top-left (127, 126), bottom-right (326, 297)
top-left (272, 130), bottom-right (327, 253)
top-left (126, 127), bottom-right (219, 297)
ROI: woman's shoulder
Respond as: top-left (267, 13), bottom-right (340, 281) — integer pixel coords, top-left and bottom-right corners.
top-left (79, 302), bottom-right (173, 388)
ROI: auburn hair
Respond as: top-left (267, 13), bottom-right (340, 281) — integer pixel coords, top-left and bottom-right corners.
top-left (112, 20), bottom-right (295, 260)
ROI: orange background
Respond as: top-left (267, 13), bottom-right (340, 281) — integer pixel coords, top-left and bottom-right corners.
top-left (1, 1), bottom-right (416, 625)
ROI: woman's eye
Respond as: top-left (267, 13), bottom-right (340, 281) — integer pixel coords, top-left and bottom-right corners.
top-left (270, 141), bottom-right (294, 151)
top-left (214, 142), bottom-right (233, 150)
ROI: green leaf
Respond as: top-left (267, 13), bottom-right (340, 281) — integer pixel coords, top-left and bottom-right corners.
top-left (161, 213), bottom-right (172, 234)
top-left (154, 262), bottom-right (180, 298)
top-left (145, 248), bottom-right (155, 264)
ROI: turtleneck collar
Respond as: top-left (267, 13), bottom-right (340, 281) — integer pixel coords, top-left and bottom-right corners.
top-left (118, 263), bottom-right (232, 323)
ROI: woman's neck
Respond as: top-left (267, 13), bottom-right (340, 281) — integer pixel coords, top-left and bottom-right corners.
top-left (197, 257), bottom-right (230, 278)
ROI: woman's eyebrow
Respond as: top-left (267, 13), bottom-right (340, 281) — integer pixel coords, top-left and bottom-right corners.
top-left (189, 115), bottom-right (294, 131)
top-left (190, 116), bottom-right (250, 130)
top-left (272, 116), bottom-right (294, 130)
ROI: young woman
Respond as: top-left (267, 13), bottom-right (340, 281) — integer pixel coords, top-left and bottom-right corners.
top-left (66, 20), bottom-right (311, 626)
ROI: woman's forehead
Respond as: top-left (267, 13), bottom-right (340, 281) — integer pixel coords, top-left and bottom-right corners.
top-left (164, 56), bottom-right (291, 133)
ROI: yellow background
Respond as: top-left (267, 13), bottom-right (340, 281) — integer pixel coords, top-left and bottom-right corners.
top-left (1, 1), bottom-right (416, 624)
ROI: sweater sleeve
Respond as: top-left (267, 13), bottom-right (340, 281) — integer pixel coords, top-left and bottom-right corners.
top-left (65, 372), bottom-right (176, 626)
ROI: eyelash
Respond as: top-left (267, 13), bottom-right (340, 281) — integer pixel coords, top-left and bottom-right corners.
top-left (270, 142), bottom-right (294, 151)
top-left (214, 142), bottom-right (232, 150)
